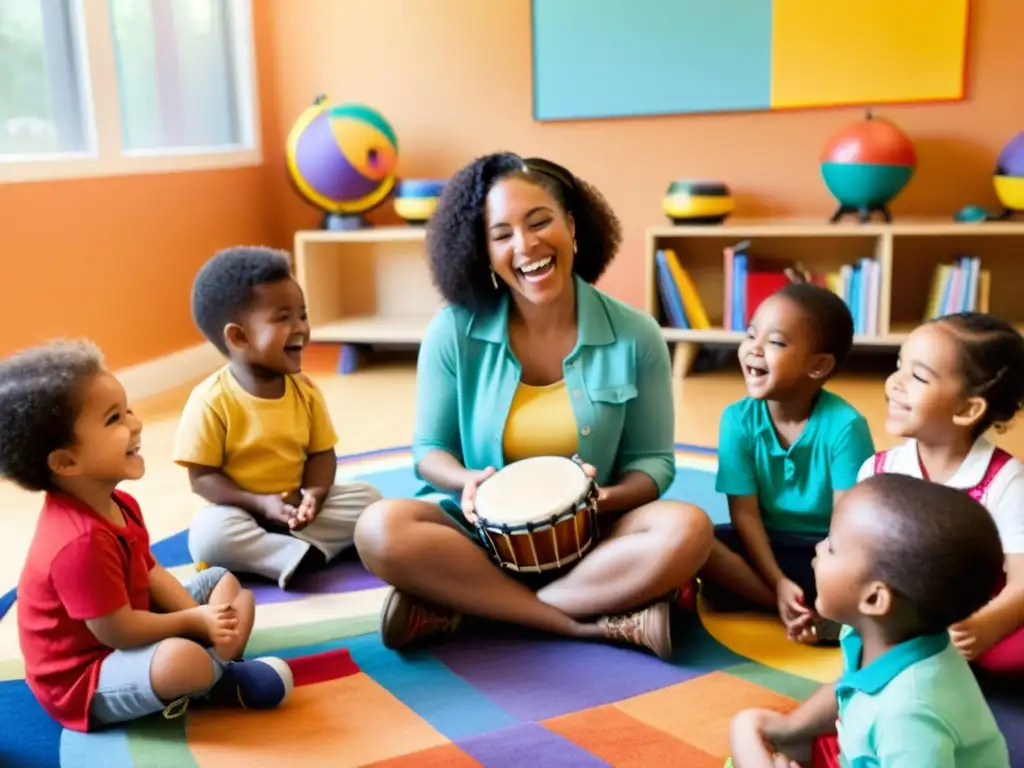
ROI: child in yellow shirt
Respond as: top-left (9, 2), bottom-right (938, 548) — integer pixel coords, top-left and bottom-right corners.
top-left (174, 247), bottom-right (381, 589)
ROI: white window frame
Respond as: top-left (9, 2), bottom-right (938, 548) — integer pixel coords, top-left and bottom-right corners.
top-left (0, 0), bottom-right (261, 184)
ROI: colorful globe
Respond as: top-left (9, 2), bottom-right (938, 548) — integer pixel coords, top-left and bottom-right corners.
top-left (286, 96), bottom-right (399, 230)
top-left (819, 111), bottom-right (916, 224)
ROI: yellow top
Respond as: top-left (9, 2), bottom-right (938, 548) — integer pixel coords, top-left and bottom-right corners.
top-left (502, 379), bottom-right (579, 463)
top-left (172, 367), bottom-right (339, 495)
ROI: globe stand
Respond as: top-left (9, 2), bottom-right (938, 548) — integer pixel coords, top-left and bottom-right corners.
top-left (323, 212), bottom-right (370, 231)
top-left (829, 203), bottom-right (892, 224)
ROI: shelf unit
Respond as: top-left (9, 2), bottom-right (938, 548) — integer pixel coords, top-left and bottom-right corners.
top-left (646, 218), bottom-right (1024, 379)
top-left (293, 226), bottom-right (441, 371)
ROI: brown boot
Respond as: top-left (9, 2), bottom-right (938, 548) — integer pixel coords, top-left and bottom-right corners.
top-left (379, 588), bottom-right (462, 650)
top-left (598, 599), bottom-right (673, 660)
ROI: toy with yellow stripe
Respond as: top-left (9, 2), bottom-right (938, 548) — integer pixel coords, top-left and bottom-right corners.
top-left (662, 179), bottom-right (734, 225)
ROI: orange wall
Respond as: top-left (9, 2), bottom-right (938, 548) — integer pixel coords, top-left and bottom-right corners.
top-left (3, 1), bottom-right (1022, 368)
top-left (264, 0), bottom-right (1024, 309)
top-left (0, 1), bottom-right (280, 369)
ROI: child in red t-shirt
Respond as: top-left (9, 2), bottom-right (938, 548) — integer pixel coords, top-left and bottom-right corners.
top-left (2, 340), bottom-right (293, 732)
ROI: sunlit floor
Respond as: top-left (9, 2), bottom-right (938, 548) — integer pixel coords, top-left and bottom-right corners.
top-left (3, 349), bottom-right (1022, 597)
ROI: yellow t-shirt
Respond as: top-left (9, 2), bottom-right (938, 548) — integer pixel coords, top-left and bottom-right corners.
top-left (502, 380), bottom-right (579, 463)
top-left (172, 367), bottom-right (339, 495)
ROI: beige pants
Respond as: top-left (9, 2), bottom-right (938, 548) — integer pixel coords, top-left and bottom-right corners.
top-left (188, 481), bottom-right (382, 589)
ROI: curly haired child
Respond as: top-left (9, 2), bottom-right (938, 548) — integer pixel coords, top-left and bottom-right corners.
top-left (4, 340), bottom-right (290, 732)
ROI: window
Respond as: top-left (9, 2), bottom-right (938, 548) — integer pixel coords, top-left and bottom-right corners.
top-left (0, 0), bottom-right (259, 182)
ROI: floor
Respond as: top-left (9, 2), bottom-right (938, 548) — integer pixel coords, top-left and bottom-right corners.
top-left (3, 353), bottom-right (1023, 598)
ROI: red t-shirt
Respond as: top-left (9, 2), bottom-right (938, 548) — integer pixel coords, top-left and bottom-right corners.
top-left (17, 490), bottom-right (156, 732)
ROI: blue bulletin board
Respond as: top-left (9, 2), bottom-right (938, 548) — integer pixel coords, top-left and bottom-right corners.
top-left (530, 0), bottom-right (970, 122)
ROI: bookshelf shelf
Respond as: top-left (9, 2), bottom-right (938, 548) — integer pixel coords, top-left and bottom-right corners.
top-left (294, 226), bottom-right (442, 373)
top-left (646, 218), bottom-right (1024, 378)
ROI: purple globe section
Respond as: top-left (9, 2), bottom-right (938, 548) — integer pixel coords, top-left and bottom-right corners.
top-left (293, 111), bottom-right (382, 204)
top-left (997, 131), bottom-right (1024, 178)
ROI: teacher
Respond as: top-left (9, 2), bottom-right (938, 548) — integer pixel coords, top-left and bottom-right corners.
top-left (354, 152), bottom-right (713, 659)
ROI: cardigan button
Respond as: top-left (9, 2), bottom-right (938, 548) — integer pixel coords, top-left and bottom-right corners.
top-left (580, 426), bottom-right (591, 436)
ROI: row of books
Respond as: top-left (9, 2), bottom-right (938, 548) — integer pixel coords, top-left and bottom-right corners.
top-left (655, 245), bottom-right (882, 336)
top-left (923, 256), bottom-right (991, 320)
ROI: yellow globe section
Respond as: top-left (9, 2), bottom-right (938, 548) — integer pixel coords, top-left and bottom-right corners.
top-left (329, 117), bottom-right (398, 182)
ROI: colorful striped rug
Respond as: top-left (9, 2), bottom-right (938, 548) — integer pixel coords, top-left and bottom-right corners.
top-left (1, 446), bottom-right (1022, 767)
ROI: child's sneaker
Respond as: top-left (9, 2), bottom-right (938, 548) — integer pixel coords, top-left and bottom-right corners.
top-left (209, 657), bottom-right (294, 709)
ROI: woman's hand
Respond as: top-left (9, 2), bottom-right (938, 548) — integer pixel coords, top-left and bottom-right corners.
top-left (460, 467), bottom-right (496, 524)
top-left (579, 462), bottom-right (610, 509)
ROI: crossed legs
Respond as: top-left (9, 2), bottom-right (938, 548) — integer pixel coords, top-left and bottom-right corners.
top-left (353, 497), bottom-right (713, 656)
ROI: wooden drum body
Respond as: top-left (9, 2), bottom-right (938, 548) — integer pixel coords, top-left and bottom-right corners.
top-left (473, 456), bottom-right (599, 573)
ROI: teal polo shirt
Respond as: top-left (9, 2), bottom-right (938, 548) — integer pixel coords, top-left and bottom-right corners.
top-left (835, 627), bottom-right (1008, 767)
top-left (411, 275), bottom-right (676, 511)
top-left (715, 392), bottom-right (874, 536)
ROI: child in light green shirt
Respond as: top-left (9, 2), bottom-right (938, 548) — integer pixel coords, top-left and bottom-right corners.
top-left (727, 474), bottom-right (1009, 767)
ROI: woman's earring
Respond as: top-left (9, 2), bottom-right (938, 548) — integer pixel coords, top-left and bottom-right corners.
top-left (490, 268), bottom-right (499, 289)
top-left (573, 239), bottom-right (578, 254)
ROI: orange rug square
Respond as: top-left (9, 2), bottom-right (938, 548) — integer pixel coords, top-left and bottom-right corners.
top-left (365, 742), bottom-right (483, 767)
top-left (186, 672), bottom-right (448, 767)
top-left (544, 704), bottom-right (721, 767)
top-left (614, 671), bottom-right (800, 759)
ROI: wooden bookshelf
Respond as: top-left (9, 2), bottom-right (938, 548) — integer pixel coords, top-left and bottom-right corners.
top-left (293, 226), bottom-right (442, 372)
top-left (646, 218), bottom-right (1024, 379)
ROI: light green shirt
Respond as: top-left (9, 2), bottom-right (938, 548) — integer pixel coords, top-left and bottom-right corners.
top-left (836, 627), bottom-right (1008, 767)
top-left (412, 276), bottom-right (675, 509)
top-left (715, 392), bottom-right (874, 535)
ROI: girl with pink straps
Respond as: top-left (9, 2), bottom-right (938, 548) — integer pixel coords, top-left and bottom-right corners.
top-left (858, 312), bottom-right (1024, 677)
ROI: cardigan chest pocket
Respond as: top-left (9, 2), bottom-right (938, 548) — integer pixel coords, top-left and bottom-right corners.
top-left (588, 383), bottom-right (638, 441)
top-left (590, 384), bottom-right (638, 405)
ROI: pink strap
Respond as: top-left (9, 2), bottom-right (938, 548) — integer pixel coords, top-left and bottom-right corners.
top-left (967, 448), bottom-right (1013, 503)
top-left (872, 450), bottom-right (889, 475)
top-left (871, 446), bottom-right (1011, 504)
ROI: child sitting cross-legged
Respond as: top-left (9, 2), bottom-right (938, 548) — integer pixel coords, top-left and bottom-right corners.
top-left (174, 246), bottom-right (382, 589)
top-left (728, 473), bottom-right (1009, 768)
top-left (858, 312), bottom-right (1024, 678)
top-left (700, 283), bottom-right (875, 644)
top-left (4, 340), bottom-right (291, 733)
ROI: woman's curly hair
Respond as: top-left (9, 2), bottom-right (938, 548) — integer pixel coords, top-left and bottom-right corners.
top-left (425, 152), bottom-right (623, 311)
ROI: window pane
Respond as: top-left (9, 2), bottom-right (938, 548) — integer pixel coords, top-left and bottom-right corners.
top-left (0, 0), bottom-right (89, 157)
top-left (109, 0), bottom-right (245, 152)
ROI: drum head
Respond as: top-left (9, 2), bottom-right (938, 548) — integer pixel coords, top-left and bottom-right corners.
top-left (474, 455), bottom-right (591, 526)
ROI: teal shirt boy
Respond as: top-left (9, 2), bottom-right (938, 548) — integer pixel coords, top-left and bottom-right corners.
top-left (715, 392), bottom-right (874, 536)
top-left (836, 627), bottom-right (1008, 767)
top-left (412, 275), bottom-right (676, 511)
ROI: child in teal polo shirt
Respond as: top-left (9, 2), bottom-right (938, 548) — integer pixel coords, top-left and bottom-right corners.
top-left (727, 474), bottom-right (1009, 768)
top-left (701, 283), bottom-right (875, 643)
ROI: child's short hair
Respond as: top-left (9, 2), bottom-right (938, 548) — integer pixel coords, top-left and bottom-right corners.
top-left (861, 473), bottom-right (1004, 634)
top-left (191, 246), bottom-right (293, 356)
top-left (0, 340), bottom-right (104, 492)
top-left (932, 312), bottom-right (1024, 436)
top-left (776, 282), bottom-right (855, 373)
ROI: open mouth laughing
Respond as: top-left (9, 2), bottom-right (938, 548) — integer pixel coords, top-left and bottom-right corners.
top-left (516, 255), bottom-right (555, 282)
top-left (744, 362), bottom-right (769, 382)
